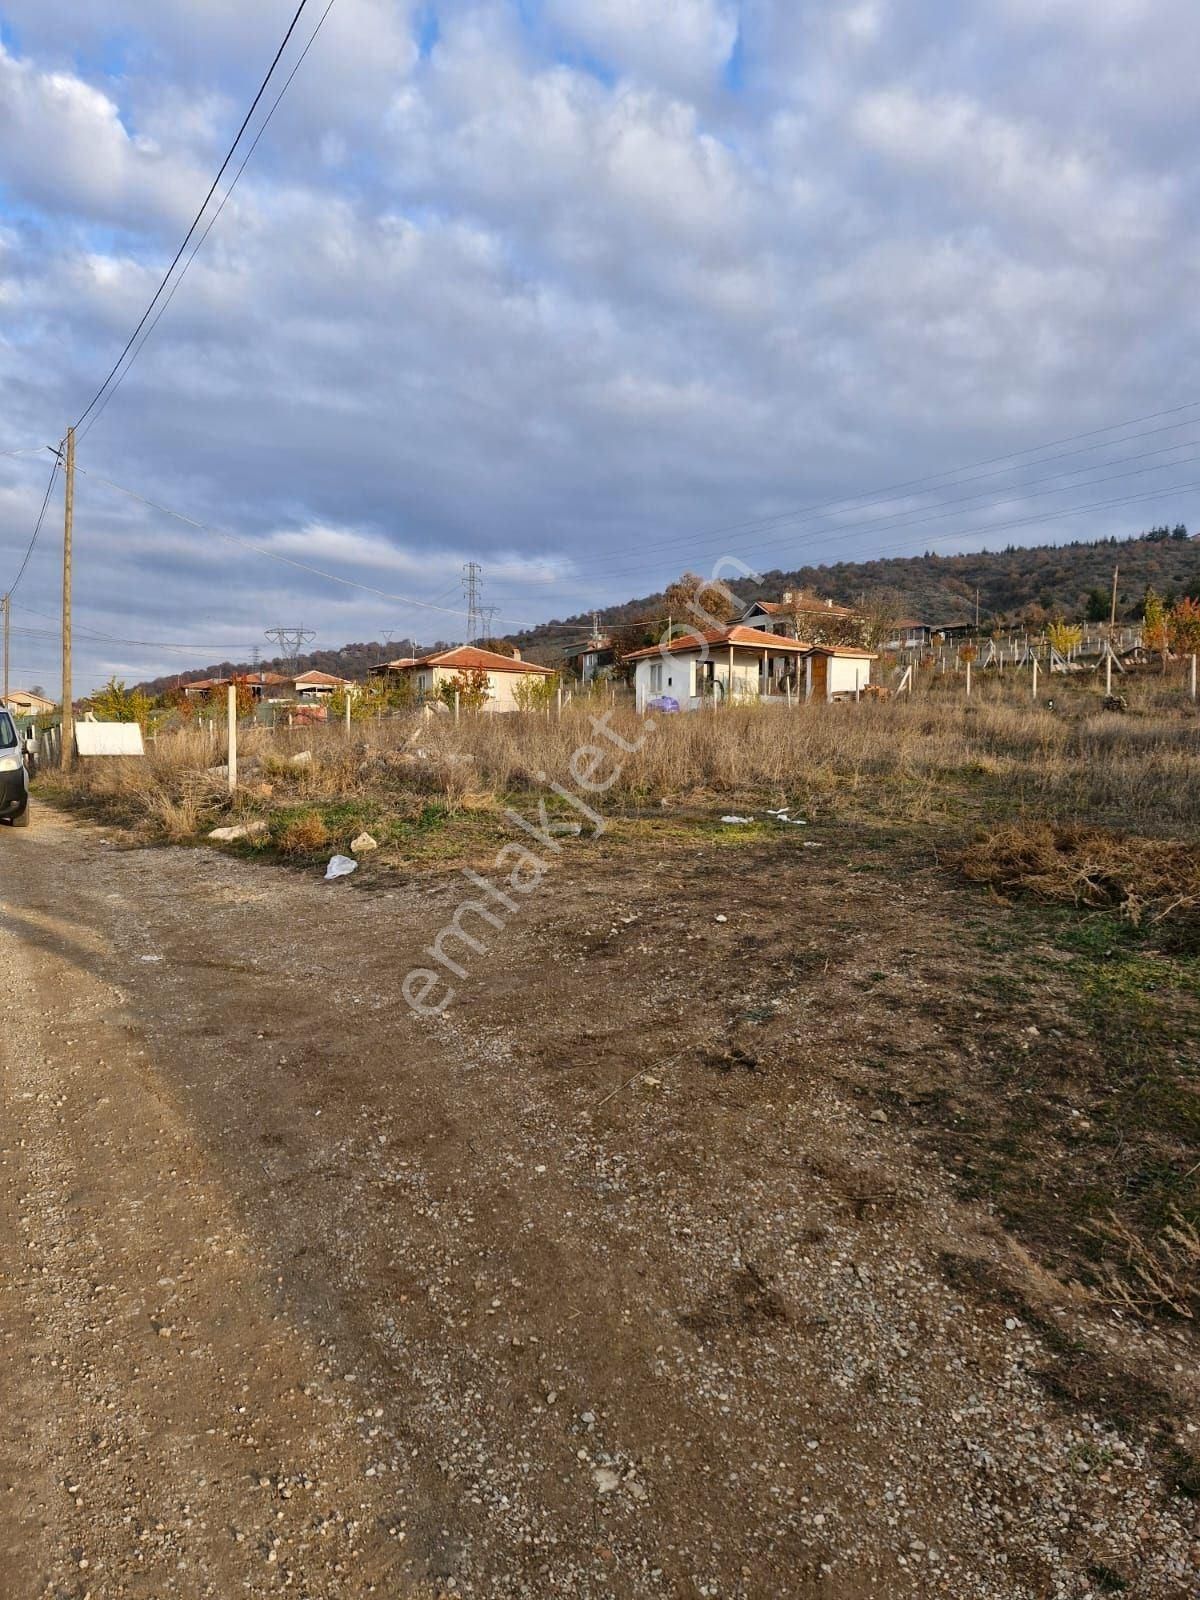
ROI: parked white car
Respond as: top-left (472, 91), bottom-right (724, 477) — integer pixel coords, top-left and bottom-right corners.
top-left (0, 709), bottom-right (30, 827)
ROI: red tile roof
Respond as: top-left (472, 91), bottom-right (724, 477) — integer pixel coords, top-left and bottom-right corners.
top-left (415, 646), bottom-right (555, 675)
top-left (293, 669), bottom-right (350, 685)
top-left (623, 625), bottom-right (814, 661)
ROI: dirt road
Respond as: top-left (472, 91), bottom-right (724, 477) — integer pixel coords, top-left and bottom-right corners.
top-left (0, 809), bottom-right (1195, 1597)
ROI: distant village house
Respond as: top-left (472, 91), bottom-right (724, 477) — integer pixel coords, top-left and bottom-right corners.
top-left (2, 688), bottom-right (56, 717)
top-left (370, 644), bottom-right (555, 711)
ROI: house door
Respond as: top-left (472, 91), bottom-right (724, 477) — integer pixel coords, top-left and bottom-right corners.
top-left (810, 654), bottom-right (828, 701)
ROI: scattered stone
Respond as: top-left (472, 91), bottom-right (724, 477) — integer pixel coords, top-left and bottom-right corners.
top-left (350, 832), bottom-right (378, 854)
top-left (207, 821), bottom-right (268, 842)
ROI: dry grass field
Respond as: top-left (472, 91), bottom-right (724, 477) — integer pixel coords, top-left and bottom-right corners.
top-left (44, 672), bottom-right (1200, 845)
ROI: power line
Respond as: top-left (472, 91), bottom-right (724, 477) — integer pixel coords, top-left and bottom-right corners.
top-left (568, 397), bottom-right (1200, 581)
top-left (565, 431), bottom-right (1200, 592)
top-left (80, 0), bottom-right (339, 441)
top-left (462, 560), bottom-right (483, 641)
top-left (76, 465), bottom-right (551, 625)
top-left (12, 600), bottom-right (266, 655)
top-left (74, 0), bottom-right (316, 433)
top-left (4, 452), bottom-right (61, 598)
top-left (265, 626), bottom-right (316, 676)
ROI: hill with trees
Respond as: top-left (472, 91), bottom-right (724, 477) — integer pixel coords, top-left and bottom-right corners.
top-left (510, 524), bottom-right (1200, 659)
top-left (135, 524), bottom-right (1200, 690)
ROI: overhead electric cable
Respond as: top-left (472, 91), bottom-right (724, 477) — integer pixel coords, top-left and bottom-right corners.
top-left (4, 452), bottom-right (61, 597)
top-left (80, 0), bottom-right (339, 440)
top-left (568, 436), bottom-right (1200, 590)
top-left (78, 467), bottom-right (524, 623)
top-left (74, 0), bottom-right (315, 433)
top-left (569, 398), bottom-right (1200, 576)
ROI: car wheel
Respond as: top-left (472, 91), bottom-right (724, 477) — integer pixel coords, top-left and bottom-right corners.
top-left (10, 806), bottom-right (29, 828)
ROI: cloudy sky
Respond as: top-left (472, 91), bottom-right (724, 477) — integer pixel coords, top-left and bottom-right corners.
top-left (1, 0), bottom-right (1198, 689)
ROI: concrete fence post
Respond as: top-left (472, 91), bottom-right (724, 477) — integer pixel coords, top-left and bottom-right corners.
top-left (227, 683), bottom-right (237, 795)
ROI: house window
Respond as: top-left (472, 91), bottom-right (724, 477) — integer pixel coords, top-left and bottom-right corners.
top-left (649, 663), bottom-right (663, 692)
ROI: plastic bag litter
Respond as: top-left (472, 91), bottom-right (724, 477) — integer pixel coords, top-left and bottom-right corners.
top-left (720, 815), bottom-right (754, 824)
top-left (324, 854), bottom-right (358, 880)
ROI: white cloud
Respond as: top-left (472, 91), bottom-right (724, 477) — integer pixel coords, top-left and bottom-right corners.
top-left (0, 42), bottom-right (202, 229)
top-left (1, 3), bottom-right (1198, 687)
top-left (851, 87), bottom-right (1174, 252)
top-left (542, 0), bottom-right (738, 93)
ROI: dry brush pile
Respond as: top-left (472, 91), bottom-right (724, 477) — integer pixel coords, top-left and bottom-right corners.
top-left (957, 823), bottom-right (1200, 933)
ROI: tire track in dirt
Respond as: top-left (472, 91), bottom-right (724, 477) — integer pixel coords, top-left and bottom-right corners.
top-left (0, 810), bottom-right (1195, 1597)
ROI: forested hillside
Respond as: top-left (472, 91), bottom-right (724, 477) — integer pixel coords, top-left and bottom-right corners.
top-left (137, 526), bottom-right (1199, 689)
top-left (512, 525), bottom-right (1200, 657)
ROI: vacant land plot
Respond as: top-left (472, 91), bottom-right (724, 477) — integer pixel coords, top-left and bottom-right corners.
top-left (1, 758), bottom-right (1197, 1595)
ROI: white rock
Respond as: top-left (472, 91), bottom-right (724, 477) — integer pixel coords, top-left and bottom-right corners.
top-left (208, 821), bottom-right (267, 842)
top-left (350, 831), bottom-right (378, 854)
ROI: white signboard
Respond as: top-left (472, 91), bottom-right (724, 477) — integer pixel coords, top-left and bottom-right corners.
top-left (74, 721), bottom-right (145, 757)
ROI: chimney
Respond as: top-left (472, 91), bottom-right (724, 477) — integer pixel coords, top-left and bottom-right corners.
top-left (510, 646), bottom-right (521, 660)
top-left (826, 598), bottom-right (833, 609)
top-left (782, 589), bottom-right (793, 604)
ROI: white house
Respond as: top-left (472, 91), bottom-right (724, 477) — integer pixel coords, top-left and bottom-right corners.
top-left (372, 644), bottom-right (555, 711)
top-left (625, 625), bottom-right (875, 711)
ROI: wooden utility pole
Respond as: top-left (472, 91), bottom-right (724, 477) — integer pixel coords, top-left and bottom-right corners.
top-left (1109, 564), bottom-right (1119, 630)
top-left (61, 427), bottom-right (75, 767)
top-left (2, 592), bottom-right (9, 709)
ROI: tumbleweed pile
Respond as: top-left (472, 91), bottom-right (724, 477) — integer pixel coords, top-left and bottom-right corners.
top-left (956, 822), bottom-right (1200, 928)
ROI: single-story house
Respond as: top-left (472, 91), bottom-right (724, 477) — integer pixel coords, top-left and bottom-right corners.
top-left (372, 644), bottom-right (556, 712)
top-left (624, 625), bottom-right (876, 711)
top-left (293, 669), bottom-right (354, 700)
top-left (568, 636), bottom-right (614, 683)
top-left (180, 676), bottom-right (224, 700)
top-left (881, 619), bottom-right (975, 650)
top-left (883, 619), bottom-right (936, 651)
top-left (740, 592), bottom-right (858, 638)
top-left (182, 671), bottom-right (351, 704)
top-left (2, 688), bottom-right (57, 716)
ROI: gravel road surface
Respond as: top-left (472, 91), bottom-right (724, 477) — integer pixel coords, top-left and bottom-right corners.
top-left (0, 809), bottom-right (1195, 1598)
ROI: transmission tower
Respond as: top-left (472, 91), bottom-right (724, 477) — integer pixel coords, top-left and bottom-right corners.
top-left (265, 626), bottom-right (316, 677)
top-left (479, 604), bottom-right (498, 642)
top-left (462, 561), bottom-right (482, 644)
top-left (250, 645), bottom-right (261, 669)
